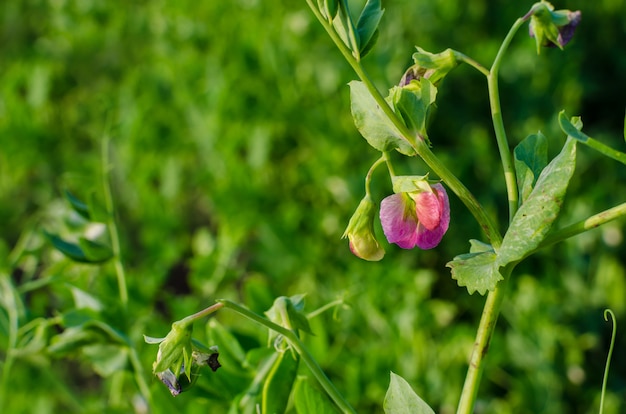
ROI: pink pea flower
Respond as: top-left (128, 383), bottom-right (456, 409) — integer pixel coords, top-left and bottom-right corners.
top-left (379, 183), bottom-right (449, 250)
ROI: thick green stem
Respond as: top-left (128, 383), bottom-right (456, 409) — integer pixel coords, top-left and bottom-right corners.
top-left (218, 299), bottom-right (357, 414)
top-left (456, 17), bottom-right (528, 414)
top-left (456, 267), bottom-right (511, 414)
top-left (487, 17), bottom-right (526, 222)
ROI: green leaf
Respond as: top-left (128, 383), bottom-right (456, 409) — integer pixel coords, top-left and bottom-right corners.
top-left (261, 350), bottom-right (299, 414)
top-left (78, 237), bottom-right (113, 262)
top-left (383, 372), bottom-right (435, 414)
top-left (356, 0), bottom-right (383, 57)
top-left (514, 132), bottom-right (548, 203)
top-left (498, 137), bottom-right (577, 266)
top-left (64, 190), bottom-right (91, 220)
top-left (293, 377), bottom-right (339, 414)
top-left (349, 81), bottom-right (416, 156)
top-left (70, 286), bottom-right (104, 311)
top-left (388, 78), bottom-right (437, 143)
top-left (447, 246), bottom-right (502, 295)
top-left (265, 295), bottom-right (313, 346)
top-left (82, 344), bottom-right (129, 377)
top-left (45, 232), bottom-right (89, 262)
top-left (45, 232), bottom-right (112, 264)
top-left (332, 2), bottom-right (359, 54)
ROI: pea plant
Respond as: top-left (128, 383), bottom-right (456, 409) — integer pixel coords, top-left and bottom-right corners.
top-left (141, 1), bottom-right (622, 412)
top-left (2, 1), bottom-right (622, 413)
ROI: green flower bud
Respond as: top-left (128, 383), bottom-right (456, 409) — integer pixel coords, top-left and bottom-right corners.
top-left (400, 48), bottom-right (458, 87)
top-left (151, 320), bottom-right (193, 380)
top-left (343, 196), bottom-right (385, 261)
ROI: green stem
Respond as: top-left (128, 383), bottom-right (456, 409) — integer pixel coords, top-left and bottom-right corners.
top-left (538, 202), bottom-right (626, 251)
top-left (365, 155), bottom-right (387, 196)
top-left (101, 136), bottom-right (129, 309)
top-left (456, 267), bottom-right (511, 414)
top-left (218, 299), bottom-right (357, 414)
top-left (487, 17), bottom-right (526, 222)
top-left (599, 309), bottom-right (616, 414)
top-left (181, 302), bottom-right (225, 325)
top-left (457, 16), bottom-right (529, 414)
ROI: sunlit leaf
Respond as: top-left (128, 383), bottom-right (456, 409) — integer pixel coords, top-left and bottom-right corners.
top-left (384, 372), bottom-right (435, 414)
top-left (349, 81), bottom-right (415, 156)
top-left (447, 243), bottom-right (502, 295)
top-left (498, 137), bottom-right (577, 266)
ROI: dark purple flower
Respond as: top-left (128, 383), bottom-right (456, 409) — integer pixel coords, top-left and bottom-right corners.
top-left (379, 183), bottom-right (450, 250)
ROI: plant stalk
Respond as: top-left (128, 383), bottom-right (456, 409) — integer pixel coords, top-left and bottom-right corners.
top-left (218, 299), bottom-right (357, 414)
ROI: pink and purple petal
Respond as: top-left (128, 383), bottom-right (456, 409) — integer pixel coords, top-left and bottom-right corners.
top-left (415, 184), bottom-right (450, 249)
top-left (380, 194), bottom-right (418, 249)
top-left (414, 190), bottom-right (441, 230)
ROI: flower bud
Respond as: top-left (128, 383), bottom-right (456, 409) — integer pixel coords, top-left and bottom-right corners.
top-left (528, 1), bottom-right (581, 53)
top-left (342, 196), bottom-right (385, 261)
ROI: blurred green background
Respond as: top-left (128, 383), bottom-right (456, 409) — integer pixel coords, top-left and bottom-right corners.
top-left (1, 0), bottom-right (625, 413)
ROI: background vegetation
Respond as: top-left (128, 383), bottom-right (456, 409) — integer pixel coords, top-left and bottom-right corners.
top-left (1, 0), bottom-right (625, 413)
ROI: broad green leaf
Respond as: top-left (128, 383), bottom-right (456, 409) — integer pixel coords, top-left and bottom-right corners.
top-left (447, 247), bottom-right (501, 295)
top-left (356, 0), bottom-right (383, 58)
top-left (261, 350), bottom-right (299, 414)
top-left (349, 81), bottom-right (416, 156)
top-left (384, 372), bottom-right (435, 414)
top-left (514, 132), bottom-right (548, 203)
top-left (293, 377), bottom-right (339, 414)
top-left (498, 137), bottom-right (577, 266)
top-left (387, 78), bottom-right (437, 144)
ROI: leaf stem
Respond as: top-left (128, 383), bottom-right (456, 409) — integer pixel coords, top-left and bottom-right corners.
top-left (218, 299), bottom-right (357, 414)
top-left (538, 202), bottom-right (626, 250)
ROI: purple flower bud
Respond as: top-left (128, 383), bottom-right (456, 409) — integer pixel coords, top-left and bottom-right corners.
top-left (380, 183), bottom-right (449, 250)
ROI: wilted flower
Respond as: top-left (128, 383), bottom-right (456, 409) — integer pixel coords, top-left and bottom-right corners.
top-left (379, 183), bottom-right (449, 250)
top-left (528, 1), bottom-right (581, 52)
top-left (145, 320), bottom-right (220, 396)
top-left (342, 195), bottom-right (385, 261)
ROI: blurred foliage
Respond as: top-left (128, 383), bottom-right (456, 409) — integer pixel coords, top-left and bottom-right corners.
top-left (1, 0), bottom-right (625, 413)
